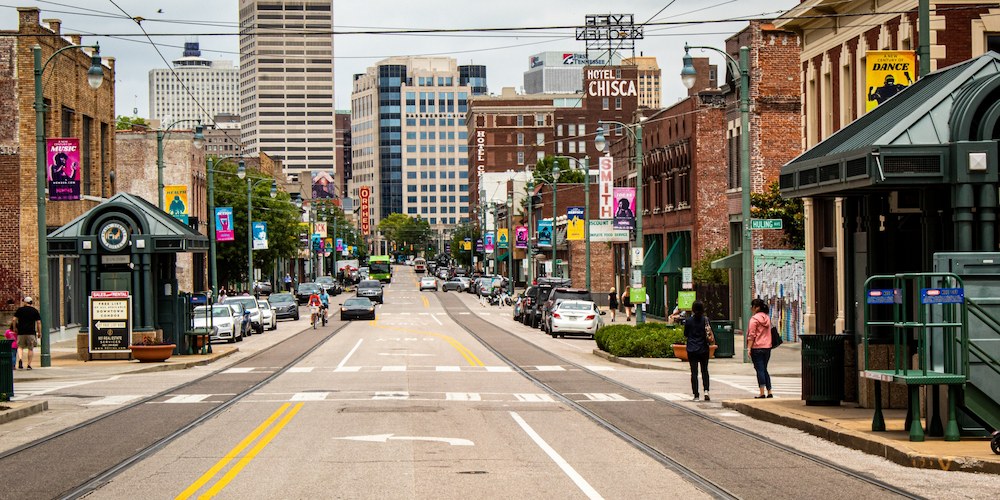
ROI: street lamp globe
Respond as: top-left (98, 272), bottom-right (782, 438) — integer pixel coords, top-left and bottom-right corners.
top-left (594, 126), bottom-right (606, 153)
top-left (270, 180), bottom-right (278, 198)
top-left (236, 161), bottom-right (246, 179)
top-left (681, 45), bottom-right (698, 90)
top-left (192, 125), bottom-right (205, 149)
top-left (552, 165), bottom-right (561, 182)
top-left (293, 194), bottom-right (303, 208)
top-left (86, 53), bottom-right (103, 89)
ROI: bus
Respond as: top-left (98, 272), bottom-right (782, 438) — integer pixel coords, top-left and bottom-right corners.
top-left (413, 258), bottom-right (427, 274)
top-left (369, 255), bottom-right (393, 283)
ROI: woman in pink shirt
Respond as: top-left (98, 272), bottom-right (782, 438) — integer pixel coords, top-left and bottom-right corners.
top-left (747, 298), bottom-right (773, 398)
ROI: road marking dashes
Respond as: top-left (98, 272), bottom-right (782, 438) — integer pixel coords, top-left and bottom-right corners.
top-left (222, 367), bottom-right (255, 374)
top-left (373, 391), bottom-right (410, 400)
top-left (164, 394), bottom-right (212, 404)
top-left (86, 395), bottom-right (142, 406)
top-left (535, 365), bottom-right (566, 372)
top-left (446, 392), bottom-right (482, 401)
top-left (291, 392), bottom-right (329, 401)
top-left (287, 367), bottom-right (314, 373)
top-left (514, 393), bottom-right (556, 402)
top-left (436, 366), bottom-right (460, 372)
top-left (713, 375), bottom-right (800, 395)
top-left (654, 393), bottom-right (691, 401)
top-left (485, 366), bottom-right (513, 372)
top-left (334, 366), bottom-right (362, 372)
top-left (580, 393), bottom-right (629, 402)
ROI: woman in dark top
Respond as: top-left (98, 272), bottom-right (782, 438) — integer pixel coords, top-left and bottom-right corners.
top-left (607, 287), bottom-right (618, 322)
top-left (621, 286), bottom-right (633, 321)
top-left (683, 301), bottom-right (711, 401)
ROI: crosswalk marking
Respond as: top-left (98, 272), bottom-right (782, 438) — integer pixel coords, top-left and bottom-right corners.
top-left (713, 375), bottom-right (800, 395)
top-left (85, 395), bottom-right (142, 406)
top-left (164, 394), bottom-right (211, 404)
top-left (11, 378), bottom-right (114, 400)
top-left (436, 366), bottom-right (460, 372)
top-left (287, 367), bottom-right (314, 373)
top-left (222, 367), bottom-right (255, 374)
top-left (334, 366), bottom-right (362, 372)
top-left (514, 393), bottom-right (556, 403)
top-left (485, 366), bottom-right (513, 372)
top-left (446, 392), bottom-right (482, 401)
top-left (654, 392), bottom-right (690, 401)
top-left (291, 392), bottom-right (329, 401)
top-left (535, 365), bottom-right (566, 372)
top-left (580, 393), bottom-right (629, 402)
top-left (373, 391), bottom-right (410, 400)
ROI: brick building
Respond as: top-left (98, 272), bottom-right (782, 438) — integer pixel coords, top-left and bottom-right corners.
top-left (0, 8), bottom-right (115, 328)
top-left (467, 66), bottom-right (638, 290)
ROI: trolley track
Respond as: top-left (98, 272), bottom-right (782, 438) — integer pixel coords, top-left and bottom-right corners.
top-left (439, 293), bottom-right (924, 500)
top-left (0, 322), bottom-right (347, 499)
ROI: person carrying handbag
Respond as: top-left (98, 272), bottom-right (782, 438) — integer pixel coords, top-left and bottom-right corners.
top-left (746, 298), bottom-right (774, 398)
top-left (683, 301), bottom-right (714, 401)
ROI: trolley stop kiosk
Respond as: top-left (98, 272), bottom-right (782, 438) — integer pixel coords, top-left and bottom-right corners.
top-left (47, 192), bottom-right (208, 358)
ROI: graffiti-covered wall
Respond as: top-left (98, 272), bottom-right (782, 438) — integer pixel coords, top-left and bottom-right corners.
top-left (754, 250), bottom-right (806, 342)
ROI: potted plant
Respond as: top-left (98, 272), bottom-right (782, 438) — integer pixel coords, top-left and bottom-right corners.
top-left (671, 342), bottom-right (718, 362)
top-left (129, 335), bottom-right (176, 363)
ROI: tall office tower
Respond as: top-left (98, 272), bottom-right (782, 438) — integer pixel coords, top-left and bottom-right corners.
top-left (149, 41), bottom-right (239, 124)
top-left (239, 0), bottom-right (335, 180)
top-left (351, 57), bottom-right (487, 234)
top-left (335, 110), bottom-right (352, 200)
top-left (622, 56), bottom-right (661, 109)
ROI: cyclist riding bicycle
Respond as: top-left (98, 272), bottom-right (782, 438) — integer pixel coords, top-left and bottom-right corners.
top-left (319, 288), bottom-right (330, 325)
top-left (308, 291), bottom-right (323, 329)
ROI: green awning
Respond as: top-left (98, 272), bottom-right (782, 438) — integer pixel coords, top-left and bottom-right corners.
top-left (657, 237), bottom-right (686, 274)
top-left (496, 250), bottom-right (510, 261)
top-left (711, 251), bottom-right (743, 269)
top-left (641, 238), bottom-right (661, 276)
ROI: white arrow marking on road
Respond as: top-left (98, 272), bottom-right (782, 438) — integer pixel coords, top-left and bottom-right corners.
top-left (336, 434), bottom-right (473, 446)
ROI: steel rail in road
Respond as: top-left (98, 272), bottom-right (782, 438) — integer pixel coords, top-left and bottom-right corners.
top-left (0, 322), bottom-right (348, 499)
top-left (437, 293), bottom-right (925, 500)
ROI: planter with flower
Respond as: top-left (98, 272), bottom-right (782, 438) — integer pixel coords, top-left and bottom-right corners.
top-left (129, 335), bottom-right (176, 363)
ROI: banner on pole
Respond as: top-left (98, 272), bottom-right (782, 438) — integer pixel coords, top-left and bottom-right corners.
top-left (165, 185), bottom-right (189, 223)
top-left (865, 51), bottom-right (915, 112)
top-left (497, 228), bottom-right (509, 249)
top-left (537, 220), bottom-right (553, 247)
top-left (485, 232), bottom-right (495, 253)
top-left (47, 138), bottom-right (81, 201)
top-left (613, 187), bottom-right (636, 230)
top-left (336, 238), bottom-right (344, 252)
top-left (215, 207), bottom-right (234, 241)
top-left (252, 221), bottom-right (268, 249)
top-left (515, 225), bottom-right (528, 248)
top-left (314, 221), bottom-right (327, 238)
top-left (567, 206), bottom-right (585, 240)
top-left (598, 156), bottom-right (614, 219)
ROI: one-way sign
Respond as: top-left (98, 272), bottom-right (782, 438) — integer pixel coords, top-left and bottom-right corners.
top-left (750, 219), bottom-right (783, 230)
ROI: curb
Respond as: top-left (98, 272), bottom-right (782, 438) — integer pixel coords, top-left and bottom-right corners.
top-left (0, 400), bottom-right (48, 425)
top-left (723, 400), bottom-right (1000, 474)
top-left (11, 348), bottom-right (240, 382)
top-left (591, 349), bottom-right (675, 370)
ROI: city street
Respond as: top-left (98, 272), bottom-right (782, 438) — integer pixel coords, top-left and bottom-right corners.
top-left (1, 267), bottom-right (997, 498)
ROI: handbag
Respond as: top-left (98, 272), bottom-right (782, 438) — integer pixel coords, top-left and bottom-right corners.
top-left (704, 318), bottom-right (716, 345)
top-left (770, 326), bottom-right (783, 349)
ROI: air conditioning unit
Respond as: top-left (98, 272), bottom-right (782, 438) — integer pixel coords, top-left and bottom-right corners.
top-left (889, 191), bottom-right (921, 214)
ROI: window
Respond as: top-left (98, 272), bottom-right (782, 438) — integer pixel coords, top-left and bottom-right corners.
top-left (516, 115), bottom-right (524, 126)
top-left (536, 132), bottom-right (544, 145)
top-left (536, 151), bottom-right (545, 161)
top-left (615, 97), bottom-right (622, 110)
top-left (407, 185), bottom-right (417, 192)
top-left (602, 98), bottom-right (609, 110)
top-left (517, 151), bottom-right (525, 164)
top-left (517, 133), bottom-right (524, 145)
top-left (557, 124), bottom-right (563, 136)
top-left (556, 141), bottom-right (563, 154)
top-left (568, 124), bottom-right (576, 137)
top-left (568, 141), bottom-right (576, 153)
top-left (579, 124), bottom-right (586, 136)
top-left (535, 114), bottom-right (545, 126)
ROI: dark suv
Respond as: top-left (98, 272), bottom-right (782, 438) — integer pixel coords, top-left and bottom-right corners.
top-left (522, 278), bottom-right (571, 328)
top-left (541, 288), bottom-right (593, 333)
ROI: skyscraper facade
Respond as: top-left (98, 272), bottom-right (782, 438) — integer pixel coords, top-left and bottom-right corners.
top-left (148, 42), bottom-right (239, 125)
top-left (238, 0), bottom-right (335, 179)
top-left (350, 57), bottom-right (486, 234)
top-left (623, 56), bottom-right (662, 109)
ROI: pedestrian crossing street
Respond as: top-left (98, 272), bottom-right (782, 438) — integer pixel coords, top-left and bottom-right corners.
top-left (10, 378), bottom-right (117, 400)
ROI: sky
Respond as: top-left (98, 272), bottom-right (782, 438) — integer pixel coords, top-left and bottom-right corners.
top-left (0, 0), bottom-right (801, 117)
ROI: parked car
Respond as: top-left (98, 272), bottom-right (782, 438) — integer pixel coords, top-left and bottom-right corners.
top-left (522, 278), bottom-right (572, 328)
top-left (340, 297), bottom-right (376, 321)
top-left (315, 276), bottom-right (342, 295)
top-left (546, 300), bottom-right (604, 338)
top-left (254, 280), bottom-right (273, 295)
top-left (356, 279), bottom-right (384, 304)
top-left (513, 286), bottom-right (536, 322)
top-left (419, 276), bottom-right (438, 291)
top-left (193, 304), bottom-right (243, 343)
top-left (258, 299), bottom-right (278, 331)
top-left (436, 267), bottom-right (451, 280)
top-left (226, 302), bottom-right (252, 338)
top-left (268, 292), bottom-right (299, 320)
top-left (227, 296), bottom-right (265, 334)
top-left (296, 283), bottom-right (322, 305)
top-left (441, 276), bottom-right (469, 292)
top-left (541, 288), bottom-right (594, 333)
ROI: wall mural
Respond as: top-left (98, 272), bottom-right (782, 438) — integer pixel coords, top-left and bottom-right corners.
top-left (753, 250), bottom-right (806, 342)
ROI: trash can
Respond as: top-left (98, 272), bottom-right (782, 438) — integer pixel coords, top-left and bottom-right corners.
top-left (800, 334), bottom-right (847, 406)
top-left (1, 339), bottom-right (13, 402)
top-left (711, 320), bottom-right (735, 358)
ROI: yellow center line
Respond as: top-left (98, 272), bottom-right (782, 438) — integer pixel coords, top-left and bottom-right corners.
top-left (175, 403), bottom-right (292, 500)
top-left (199, 403), bottom-right (304, 499)
top-left (375, 324), bottom-right (484, 366)
top-left (421, 295), bottom-right (429, 308)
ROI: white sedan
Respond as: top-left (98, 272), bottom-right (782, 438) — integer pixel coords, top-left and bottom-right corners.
top-left (259, 299), bottom-right (278, 331)
top-left (419, 276), bottom-right (438, 291)
top-left (547, 300), bottom-right (604, 338)
top-left (193, 305), bottom-right (243, 343)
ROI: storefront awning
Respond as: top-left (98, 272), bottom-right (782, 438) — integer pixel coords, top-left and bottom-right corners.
top-left (641, 238), bottom-right (661, 276)
top-left (710, 251), bottom-right (743, 270)
top-left (657, 237), bottom-right (687, 275)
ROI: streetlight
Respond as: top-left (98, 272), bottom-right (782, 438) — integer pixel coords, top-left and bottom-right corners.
top-left (555, 155), bottom-right (591, 290)
top-left (526, 175), bottom-right (534, 284)
top-left (682, 42), bottom-right (751, 358)
top-left (506, 193), bottom-right (514, 294)
top-left (236, 162), bottom-right (277, 292)
top-left (205, 155), bottom-right (247, 297)
top-left (34, 43), bottom-right (105, 367)
top-left (157, 121), bottom-right (204, 210)
top-left (595, 118), bottom-right (645, 324)
top-left (551, 165), bottom-right (561, 276)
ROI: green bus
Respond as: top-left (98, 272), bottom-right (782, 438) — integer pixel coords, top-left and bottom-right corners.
top-left (369, 255), bottom-right (392, 283)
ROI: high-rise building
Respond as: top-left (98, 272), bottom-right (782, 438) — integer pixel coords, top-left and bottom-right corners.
top-left (238, 0), bottom-right (335, 180)
top-left (623, 56), bottom-right (661, 109)
top-left (335, 110), bottom-right (351, 200)
top-left (350, 57), bottom-right (487, 235)
top-left (148, 42), bottom-right (239, 125)
top-left (201, 113), bottom-right (241, 157)
top-left (523, 51), bottom-right (621, 94)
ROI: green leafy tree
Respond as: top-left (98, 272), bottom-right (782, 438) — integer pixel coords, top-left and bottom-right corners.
top-left (377, 213), bottom-right (433, 256)
top-left (449, 223), bottom-right (482, 268)
top-left (116, 115), bottom-right (148, 130)
top-left (315, 203), bottom-right (362, 270)
top-left (751, 181), bottom-right (805, 249)
top-left (691, 247), bottom-right (730, 285)
top-left (535, 156), bottom-right (585, 184)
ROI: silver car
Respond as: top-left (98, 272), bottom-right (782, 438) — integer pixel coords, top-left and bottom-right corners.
top-left (547, 300), bottom-right (604, 338)
top-left (258, 299), bottom-right (277, 331)
top-left (226, 296), bottom-right (264, 334)
top-left (193, 305), bottom-right (243, 343)
top-left (442, 277), bottom-right (470, 292)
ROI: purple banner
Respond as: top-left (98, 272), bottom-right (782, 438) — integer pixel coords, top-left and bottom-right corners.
top-left (613, 187), bottom-right (636, 230)
top-left (215, 207), bottom-right (235, 241)
top-left (47, 138), bottom-right (81, 201)
top-left (515, 225), bottom-right (528, 248)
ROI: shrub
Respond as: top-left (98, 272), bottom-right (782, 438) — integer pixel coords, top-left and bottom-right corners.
top-left (595, 323), bottom-right (684, 358)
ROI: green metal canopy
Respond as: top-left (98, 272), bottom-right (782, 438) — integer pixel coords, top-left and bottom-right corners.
top-left (641, 238), bottom-right (661, 276)
top-left (711, 251), bottom-right (743, 270)
top-left (657, 236), bottom-right (687, 274)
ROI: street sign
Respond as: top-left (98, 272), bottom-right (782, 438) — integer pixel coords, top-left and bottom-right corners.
top-left (630, 247), bottom-right (643, 266)
top-left (750, 219), bottom-right (783, 230)
top-left (920, 288), bottom-right (964, 304)
top-left (681, 267), bottom-right (693, 290)
top-left (89, 291), bottom-right (131, 353)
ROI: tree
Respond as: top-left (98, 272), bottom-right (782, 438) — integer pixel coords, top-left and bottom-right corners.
top-left (449, 223), bottom-right (482, 268)
top-left (751, 181), bottom-right (805, 249)
top-left (116, 115), bottom-right (148, 130)
top-left (535, 156), bottom-right (585, 184)
top-left (377, 213), bottom-right (433, 256)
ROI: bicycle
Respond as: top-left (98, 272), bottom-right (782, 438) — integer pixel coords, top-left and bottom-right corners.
top-left (320, 304), bottom-right (328, 326)
top-left (310, 306), bottom-right (320, 329)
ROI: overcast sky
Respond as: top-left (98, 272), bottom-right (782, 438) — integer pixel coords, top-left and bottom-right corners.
top-left (1, 0), bottom-right (800, 117)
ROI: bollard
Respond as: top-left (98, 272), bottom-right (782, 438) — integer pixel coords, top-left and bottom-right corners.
top-left (0, 339), bottom-right (13, 401)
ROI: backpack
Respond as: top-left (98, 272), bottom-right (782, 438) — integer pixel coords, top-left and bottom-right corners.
top-left (770, 326), bottom-right (783, 349)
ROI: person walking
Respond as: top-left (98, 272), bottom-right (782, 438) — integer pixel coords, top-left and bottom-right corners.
top-left (747, 298), bottom-right (774, 398)
top-left (13, 296), bottom-right (41, 370)
top-left (284, 273), bottom-right (293, 292)
top-left (684, 301), bottom-right (712, 401)
top-left (607, 287), bottom-right (618, 322)
top-left (4, 321), bottom-right (17, 371)
top-left (621, 286), bottom-right (633, 321)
